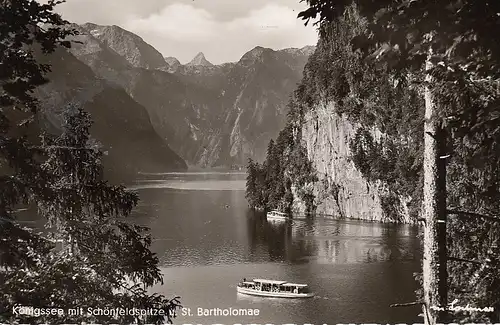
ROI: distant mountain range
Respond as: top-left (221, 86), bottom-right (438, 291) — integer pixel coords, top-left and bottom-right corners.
top-left (34, 46), bottom-right (186, 182)
top-left (36, 22), bottom-right (315, 177)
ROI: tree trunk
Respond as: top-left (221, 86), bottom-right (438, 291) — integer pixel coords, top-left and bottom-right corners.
top-left (422, 54), bottom-right (448, 324)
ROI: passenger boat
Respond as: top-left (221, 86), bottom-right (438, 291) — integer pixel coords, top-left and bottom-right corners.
top-left (237, 278), bottom-right (314, 298)
top-left (266, 210), bottom-right (289, 221)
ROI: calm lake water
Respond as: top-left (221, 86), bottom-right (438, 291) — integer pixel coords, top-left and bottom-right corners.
top-left (130, 172), bottom-right (423, 324)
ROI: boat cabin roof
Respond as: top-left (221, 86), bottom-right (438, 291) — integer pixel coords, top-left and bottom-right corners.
top-left (281, 283), bottom-right (308, 287)
top-left (242, 281), bottom-right (255, 285)
top-left (253, 279), bottom-right (287, 285)
top-left (269, 210), bottom-right (286, 215)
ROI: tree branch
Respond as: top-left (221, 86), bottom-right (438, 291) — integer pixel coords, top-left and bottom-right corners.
top-left (29, 146), bottom-right (97, 150)
top-left (447, 209), bottom-right (500, 223)
top-left (390, 301), bottom-right (424, 307)
top-left (448, 256), bottom-right (484, 265)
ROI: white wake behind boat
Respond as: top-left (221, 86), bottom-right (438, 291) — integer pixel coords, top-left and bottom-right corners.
top-left (266, 210), bottom-right (289, 221)
top-left (237, 279), bottom-right (314, 298)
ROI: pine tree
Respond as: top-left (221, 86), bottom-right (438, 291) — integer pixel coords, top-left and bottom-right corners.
top-left (255, 162), bottom-right (268, 210)
top-left (265, 140), bottom-right (277, 208)
top-left (245, 158), bottom-right (258, 209)
top-left (0, 1), bottom-right (180, 323)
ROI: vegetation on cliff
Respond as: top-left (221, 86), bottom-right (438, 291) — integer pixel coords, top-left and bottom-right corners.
top-left (295, 0), bottom-right (500, 323)
top-left (301, 7), bottom-right (425, 221)
top-left (0, 1), bottom-right (179, 323)
top-left (245, 121), bottom-right (317, 214)
top-left (246, 5), bottom-right (424, 221)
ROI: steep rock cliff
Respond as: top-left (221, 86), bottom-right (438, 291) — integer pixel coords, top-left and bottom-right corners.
top-left (293, 102), bottom-right (411, 222)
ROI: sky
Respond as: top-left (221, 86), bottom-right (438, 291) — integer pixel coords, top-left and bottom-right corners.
top-left (54, 0), bottom-right (320, 64)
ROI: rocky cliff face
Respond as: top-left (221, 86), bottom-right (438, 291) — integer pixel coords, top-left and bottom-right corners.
top-left (68, 23), bottom-right (314, 168)
top-left (287, 103), bottom-right (411, 222)
top-left (287, 101), bottom-right (411, 223)
top-left (295, 101), bottom-right (410, 221)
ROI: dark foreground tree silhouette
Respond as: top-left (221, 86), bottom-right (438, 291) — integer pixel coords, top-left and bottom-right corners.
top-left (298, 1), bottom-right (500, 324)
top-left (0, 1), bottom-right (180, 323)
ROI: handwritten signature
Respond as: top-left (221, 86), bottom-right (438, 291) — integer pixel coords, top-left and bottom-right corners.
top-left (431, 299), bottom-right (495, 312)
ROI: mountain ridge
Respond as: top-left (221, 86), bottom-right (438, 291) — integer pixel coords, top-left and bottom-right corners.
top-left (66, 22), bottom-right (316, 168)
top-left (79, 23), bottom-right (169, 70)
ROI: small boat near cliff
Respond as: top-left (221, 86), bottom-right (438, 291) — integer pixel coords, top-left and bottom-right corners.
top-left (237, 279), bottom-right (314, 298)
top-left (266, 210), bottom-right (289, 221)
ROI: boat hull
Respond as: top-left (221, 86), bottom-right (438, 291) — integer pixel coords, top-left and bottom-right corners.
top-left (237, 286), bottom-right (314, 298)
top-left (266, 216), bottom-right (288, 221)
top-left (266, 210), bottom-right (289, 221)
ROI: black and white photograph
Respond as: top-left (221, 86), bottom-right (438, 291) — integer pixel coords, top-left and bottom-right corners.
top-left (1, 0), bottom-right (499, 324)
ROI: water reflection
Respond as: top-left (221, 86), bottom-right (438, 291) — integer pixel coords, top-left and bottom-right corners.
top-left (129, 173), bottom-right (420, 268)
top-left (244, 210), bottom-right (419, 266)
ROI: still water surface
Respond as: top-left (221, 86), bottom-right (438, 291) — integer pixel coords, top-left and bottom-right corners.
top-left (130, 172), bottom-right (422, 324)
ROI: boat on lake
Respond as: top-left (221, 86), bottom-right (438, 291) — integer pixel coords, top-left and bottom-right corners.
top-left (237, 278), bottom-right (314, 298)
top-left (266, 210), bottom-right (289, 221)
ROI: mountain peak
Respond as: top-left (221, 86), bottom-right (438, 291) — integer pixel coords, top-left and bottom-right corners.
top-left (248, 46), bottom-right (270, 55)
top-left (187, 52), bottom-right (213, 67)
top-left (163, 56), bottom-right (181, 72)
top-left (300, 45), bottom-right (316, 56)
top-left (238, 46), bottom-right (273, 65)
top-left (165, 56), bottom-right (180, 66)
top-left (279, 45), bottom-right (316, 56)
top-left (78, 23), bottom-right (167, 70)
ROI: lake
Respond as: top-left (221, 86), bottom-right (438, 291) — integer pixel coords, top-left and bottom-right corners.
top-left (130, 172), bottom-right (423, 324)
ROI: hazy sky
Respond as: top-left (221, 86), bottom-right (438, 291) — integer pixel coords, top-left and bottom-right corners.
top-left (54, 0), bottom-right (319, 64)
